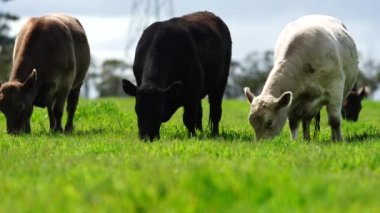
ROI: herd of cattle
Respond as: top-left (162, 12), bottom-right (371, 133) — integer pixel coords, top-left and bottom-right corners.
top-left (0, 11), bottom-right (366, 141)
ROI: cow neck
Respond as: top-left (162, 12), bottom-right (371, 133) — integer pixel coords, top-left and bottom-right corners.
top-left (261, 59), bottom-right (301, 99)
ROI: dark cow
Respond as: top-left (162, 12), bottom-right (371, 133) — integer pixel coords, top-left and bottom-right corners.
top-left (314, 83), bottom-right (365, 138)
top-left (122, 11), bottom-right (232, 141)
top-left (341, 83), bottom-right (366, 121)
top-left (0, 13), bottom-right (90, 134)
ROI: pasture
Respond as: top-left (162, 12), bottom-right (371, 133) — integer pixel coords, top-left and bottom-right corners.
top-left (1, 98), bottom-right (380, 212)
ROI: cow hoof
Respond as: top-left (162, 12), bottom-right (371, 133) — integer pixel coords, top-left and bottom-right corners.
top-left (51, 127), bottom-right (63, 133)
top-left (64, 125), bottom-right (74, 133)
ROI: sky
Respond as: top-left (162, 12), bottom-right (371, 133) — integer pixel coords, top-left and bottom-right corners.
top-left (3, 0), bottom-right (380, 65)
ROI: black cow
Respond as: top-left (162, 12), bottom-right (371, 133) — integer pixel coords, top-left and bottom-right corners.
top-left (314, 83), bottom-right (365, 138)
top-left (122, 11), bottom-right (232, 141)
top-left (341, 83), bottom-right (366, 121)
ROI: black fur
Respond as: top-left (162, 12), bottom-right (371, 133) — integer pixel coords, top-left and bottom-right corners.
top-left (122, 11), bottom-right (232, 141)
top-left (342, 83), bottom-right (365, 121)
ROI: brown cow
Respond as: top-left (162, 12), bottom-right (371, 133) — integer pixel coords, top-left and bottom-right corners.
top-left (0, 13), bottom-right (90, 134)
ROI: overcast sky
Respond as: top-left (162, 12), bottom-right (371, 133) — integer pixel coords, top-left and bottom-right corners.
top-left (3, 0), bottom-right (380, 65)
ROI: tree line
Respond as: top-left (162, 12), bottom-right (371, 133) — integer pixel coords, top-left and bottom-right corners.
top-left (0, 0), bottom-right (18, 81)
top-left (83, 49), bottom-right (379, 99)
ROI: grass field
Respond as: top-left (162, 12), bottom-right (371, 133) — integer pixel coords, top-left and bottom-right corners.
top-left (1, 98), bottom-right (380, 212)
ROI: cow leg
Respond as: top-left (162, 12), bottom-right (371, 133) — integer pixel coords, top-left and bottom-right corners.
top-left (51, 89), bottom-right (70, 133)
top-left (208, 86), bottom-right (225, 136)
top-left (288, 115), bottom-right (300, 140)
top-left (313, 112), bottom-right (321, 139)
top-left (183, 102), bottom-right (197, 137)
top-left (302, 118), bottom-right (312, 141)
top-left (65, 86), bottom-right (81, 132)
top-left (47, 106), bottom-right (55, 131)
top-left (25, 117), bottom-right (31, 133)
top-left (327, 103), bottom-right (343, 141)
top-left (195, 101), bottom-right (203, 131)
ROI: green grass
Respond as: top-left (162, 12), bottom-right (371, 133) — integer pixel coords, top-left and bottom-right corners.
top-left (1, 98), bottom-right (380, 212)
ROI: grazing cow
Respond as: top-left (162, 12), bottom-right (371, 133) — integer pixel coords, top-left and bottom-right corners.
top-left (0, 13), bottom-right (90, 134)
top-left (122, 11), bottom-right (232, 141)
top-left (311, 83), bottom-right (365, 138)
top-left (244, 15), bottom-right (358, 141)
top-left (341, 83), bottom-right (366, 121)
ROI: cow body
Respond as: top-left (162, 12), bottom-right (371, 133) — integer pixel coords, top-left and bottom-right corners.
top-left (0, 13), bottom-right (90, 133)
top-left (244, 15), bottom-right (358, 141)
top-left (122, 11), bottom-right (232, 140)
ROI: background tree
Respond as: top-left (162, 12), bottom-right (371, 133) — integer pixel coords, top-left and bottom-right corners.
top-left (96, 59), bottom-right (131, 97)
top-left (81, 58), bottom-right (98, 98)
top-left (359, 58), bottom-right (380, 91)
top-left (225, 50), bottom-right (274, 98)
top-left (0, 0), bottom-right (18, 81)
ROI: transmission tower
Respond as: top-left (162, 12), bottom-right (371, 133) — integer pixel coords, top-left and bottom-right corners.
top-left (125, 0), bottom-right (174, 60)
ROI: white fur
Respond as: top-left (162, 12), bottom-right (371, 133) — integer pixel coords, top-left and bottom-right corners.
top-left (245, 15), bottom-right (358, 141)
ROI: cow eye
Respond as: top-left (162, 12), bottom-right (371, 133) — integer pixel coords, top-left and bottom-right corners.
top-left (265, 121), bottom-right (273, 129)
top-left (16, 102), bottom-right (25, 112)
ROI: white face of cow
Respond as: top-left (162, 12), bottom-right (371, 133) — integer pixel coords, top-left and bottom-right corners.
top-left (244, 87), bottom-right (292, 140)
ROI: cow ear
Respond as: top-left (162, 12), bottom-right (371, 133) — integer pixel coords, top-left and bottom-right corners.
top-left (244, 87), bottom-right (255, 103)
top-left (359, 88), bottom-right (366, 100)
top-left (22, 69), bottom-right (37, 92)
top-left (276, 91), bottom-right (292, 110)
top-left (122, 79), bottom-right (137, 97)
top-left (164, 81), bottom-right (183, 99)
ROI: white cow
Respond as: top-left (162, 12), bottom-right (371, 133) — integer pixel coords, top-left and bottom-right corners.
top-left (244, 15), bottom-right (358, 141)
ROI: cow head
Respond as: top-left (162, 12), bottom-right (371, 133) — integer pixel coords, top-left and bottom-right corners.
top-left (244, 87), bottom-right (292, 140)
top-left (342, 88), bottom-right (366, 122)
top-left (0, 70), bottom-right (37, 134)
top-left (122, 79), bottom-right (183, 141)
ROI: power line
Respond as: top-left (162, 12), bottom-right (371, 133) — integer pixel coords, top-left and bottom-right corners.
top-left (125, 0), bottom-right (174, 61)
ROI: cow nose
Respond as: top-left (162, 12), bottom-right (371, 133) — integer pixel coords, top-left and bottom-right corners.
top-left (139, 127), bottom-right (160, 141)
top-left (139, 132), bottom-right (147, 140)
top-left (139, 132), bottom-right (159, 142)
top-left (7, 128), bottom-right (21, 135)
top-left (255, 134), bottom-right (271, 141)
top-left (7, 129), bottom-right (17, 135)
top-left (149, 134), bottom-right (160, 141)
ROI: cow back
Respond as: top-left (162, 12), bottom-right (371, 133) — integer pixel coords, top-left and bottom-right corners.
top-left (11, 13), bottom-right (90, 88)
top-left (133, 11), bottom-right (231, 98)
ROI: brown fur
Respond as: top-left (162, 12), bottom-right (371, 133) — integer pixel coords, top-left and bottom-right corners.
top-left (182, 11), bottom-right (220, 31)
top-left (0, 13), bottom-right (90, 134)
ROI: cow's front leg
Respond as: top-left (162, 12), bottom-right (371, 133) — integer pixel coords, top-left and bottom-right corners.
top-left (47, 105), bottom-right (55, 131)
top-left (289, 115), bottom-right (300, 140)
top-left (302, 118), bottom-right (312, 141)
top-left (195, 101), bottom-right (203, 132)
top-left (183, 102), bottom-right (198, 137)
